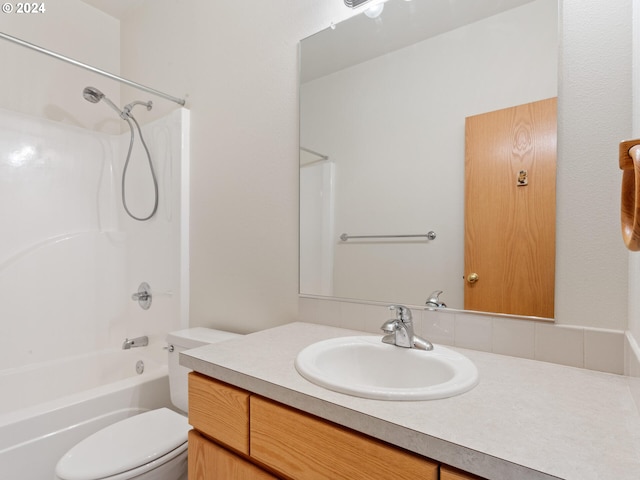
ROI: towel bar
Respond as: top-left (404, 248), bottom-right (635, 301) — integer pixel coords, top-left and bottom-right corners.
top-left (339, 231), bottom-right (436, 241)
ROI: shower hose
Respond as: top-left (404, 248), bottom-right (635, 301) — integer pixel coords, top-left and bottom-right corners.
top-left (122, 114), bottom-right (158, 221)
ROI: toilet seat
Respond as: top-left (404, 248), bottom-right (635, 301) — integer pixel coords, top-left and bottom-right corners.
top-left (55, 408), bottom-right (191, 480)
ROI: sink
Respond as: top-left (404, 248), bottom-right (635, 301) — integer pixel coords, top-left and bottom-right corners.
top-left (295, 336), bottom-right (478, 401)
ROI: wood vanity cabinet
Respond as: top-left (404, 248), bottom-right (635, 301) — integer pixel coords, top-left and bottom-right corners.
top-left (188, 430), bottom-right (278, 479)
top-left (440, 465), bottom-right (484, 480)
top-left (188, 372), bottom-right (250, 455)
top-left (188, 372), bottom-right (482, 480)
top-left (250, 395), bottom-right (438, 479)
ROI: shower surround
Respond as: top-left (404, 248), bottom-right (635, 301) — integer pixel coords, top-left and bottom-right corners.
top-left (0, 105), bottom-right (189, 385)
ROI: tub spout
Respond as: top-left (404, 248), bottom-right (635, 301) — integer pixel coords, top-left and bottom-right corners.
top-left (122, 336), bottom-right (148, 350)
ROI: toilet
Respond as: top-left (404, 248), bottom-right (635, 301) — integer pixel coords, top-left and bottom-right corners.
top-left (54, 328), bottom-right (240, 480)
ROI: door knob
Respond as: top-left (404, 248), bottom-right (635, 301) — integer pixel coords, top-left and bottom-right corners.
top-left (466, 273), bottom-right (479, 284)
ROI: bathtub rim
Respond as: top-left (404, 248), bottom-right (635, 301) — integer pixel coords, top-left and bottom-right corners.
top-left (0, 364), bottom-right (170, 452)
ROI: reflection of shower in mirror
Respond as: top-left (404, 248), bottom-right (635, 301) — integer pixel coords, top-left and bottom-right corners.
top-left (300, 147), bottom-right (329, 167)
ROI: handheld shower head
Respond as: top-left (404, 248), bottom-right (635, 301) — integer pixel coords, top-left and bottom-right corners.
top-left (81, 86), bottom-right (158, 222)
top-left (82, 86), bottom-right (104, 104)
top-left (82, 86), bottom-right (126, 118)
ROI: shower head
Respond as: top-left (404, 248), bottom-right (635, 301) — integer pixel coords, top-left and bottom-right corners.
top-left (82, 86), bottom-right (104, 104)
top-left (82, 86), bottom-right (126, 119)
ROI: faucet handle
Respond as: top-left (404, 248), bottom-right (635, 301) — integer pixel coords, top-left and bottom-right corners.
top-left (388, 304), bottom-right (412, 322)
top-left (132, 282), bottom-right (152, 310)
top-left (425, 290), bottom-right (447, 310)
top-left (380, 318), bottom-right (399, 334)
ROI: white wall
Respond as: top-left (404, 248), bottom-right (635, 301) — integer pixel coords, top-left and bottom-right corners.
top-left (117, 0), bottom-right (631, 332)
top-left (0, 0), bottom-right (121, 133)
top-left (556, 0), bottom-right (631, 329)
top-left (301, 0), bottom-right (557, 308)
top-left (119, 1), bottom-right (356, 333)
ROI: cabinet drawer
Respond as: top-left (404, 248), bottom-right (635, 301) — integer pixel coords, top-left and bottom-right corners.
top-left (250, 396), bottom-right (438, 480)
top-left (188, 372), bottom-right (250, 455)
top-left (188, 430), bottom-right (279, 480)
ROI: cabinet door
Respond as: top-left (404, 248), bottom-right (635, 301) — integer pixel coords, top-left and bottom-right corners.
top-left (188, 372), bottom-right (250, 455)
top-left (441, 465), bottom-right (486, 480)
top-left (188, 430), bottom-right (279, 480)
top-left (250, 396), bottom-right (438, 480)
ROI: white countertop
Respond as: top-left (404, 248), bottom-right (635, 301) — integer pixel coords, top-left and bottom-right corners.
top-left (180, 322), bottom-right (640, 480)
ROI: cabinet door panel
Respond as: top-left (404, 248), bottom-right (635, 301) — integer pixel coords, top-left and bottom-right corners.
top-left (188, 372), bottom-right (250, 455)
top-left (250, 396), bottom-right (437, 480)
top-left (188, 430), bottom-right (278, 480)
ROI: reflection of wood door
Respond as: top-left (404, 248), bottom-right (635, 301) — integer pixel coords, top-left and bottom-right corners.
top-left (464, 98), bottom-right (556, 318)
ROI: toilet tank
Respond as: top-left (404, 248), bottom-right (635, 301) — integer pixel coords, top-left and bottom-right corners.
top-left (166, 327), bottom-right (241, 413)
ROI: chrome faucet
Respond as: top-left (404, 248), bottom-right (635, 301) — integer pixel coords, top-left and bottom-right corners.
top-left (381, 305), bottom-right (433, 350)
top-left (122, 336), bottom-right (149, 350)
top-left (425, 290), bottom-right (447, 310)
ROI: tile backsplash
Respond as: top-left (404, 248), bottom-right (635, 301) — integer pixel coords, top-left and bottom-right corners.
top-left (299, 296), bottom-right (630, 376)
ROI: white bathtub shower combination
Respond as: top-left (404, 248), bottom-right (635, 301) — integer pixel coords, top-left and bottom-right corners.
top-left (0, 105), bottom-right (190, 478)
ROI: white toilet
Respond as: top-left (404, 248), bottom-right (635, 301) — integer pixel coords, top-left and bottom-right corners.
top-left (54, 328), bottom-right (240, 480)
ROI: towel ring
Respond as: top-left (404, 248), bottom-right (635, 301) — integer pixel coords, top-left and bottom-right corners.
top-left (619, 139), bottom-right (640, 251)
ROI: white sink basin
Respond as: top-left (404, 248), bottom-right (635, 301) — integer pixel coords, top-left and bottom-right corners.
top-left (295, 336), bottom-right (478, 401)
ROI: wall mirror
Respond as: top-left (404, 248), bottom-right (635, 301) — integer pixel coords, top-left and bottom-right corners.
top-left (299, 0), bottom-right (558, 318)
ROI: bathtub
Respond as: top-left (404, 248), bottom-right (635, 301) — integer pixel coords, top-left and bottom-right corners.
top-left (0, 348), bottom-right (173, 480)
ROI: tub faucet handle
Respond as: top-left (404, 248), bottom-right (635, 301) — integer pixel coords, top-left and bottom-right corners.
top-left (131, 282), bottom-right (152, 310)
top-left (131, 291), bottom-right (150, 301)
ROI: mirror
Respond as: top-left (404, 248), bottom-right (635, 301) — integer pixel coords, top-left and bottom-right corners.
top-left (299, 0), bottom-right (558, 317)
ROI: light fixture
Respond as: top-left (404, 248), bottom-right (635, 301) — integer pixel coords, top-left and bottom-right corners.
top-left (364, 3), bottom-right (384, 18)
top-left (344, 0), bottom-right (370, 6)
top-left (343, 0), bottom-right (386, 18)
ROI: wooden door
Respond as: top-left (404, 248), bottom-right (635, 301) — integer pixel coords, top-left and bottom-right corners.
top-left (464, 98), bottom-right (556, 318)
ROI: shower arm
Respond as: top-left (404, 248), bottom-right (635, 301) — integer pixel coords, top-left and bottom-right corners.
top-left (124, 101), bottom-right (153, 116)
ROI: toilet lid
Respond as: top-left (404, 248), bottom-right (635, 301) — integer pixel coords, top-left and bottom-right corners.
top-left (56, 408), bottom-right (191, 480)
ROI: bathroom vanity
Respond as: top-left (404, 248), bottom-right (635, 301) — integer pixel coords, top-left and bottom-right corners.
top-left (181, 322), bottom-right (640, 480)
top-left (188, 372), bottom-right (448, 479)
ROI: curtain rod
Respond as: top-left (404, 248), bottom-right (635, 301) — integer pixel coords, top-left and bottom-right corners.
top-left (0, 31), bottom-right (186, 106)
